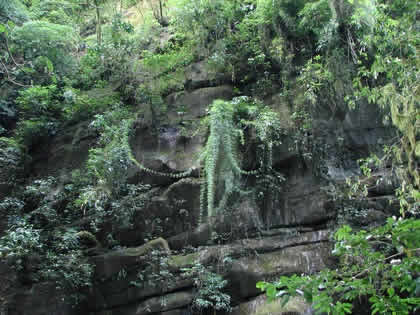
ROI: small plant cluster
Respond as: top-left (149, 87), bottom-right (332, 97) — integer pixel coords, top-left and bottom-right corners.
top-left (76, 106), bottom-right (151, 234)
top-left (182, 262), bottom-right (232, 314)
top-left (0, 137), bottom-right (23, 186)
top-left (257, 217), bottom-right (420, 315)
top-left (131, 248), bottom-right (175, 293)
top-left (0, 220), bottom-right (93, 304)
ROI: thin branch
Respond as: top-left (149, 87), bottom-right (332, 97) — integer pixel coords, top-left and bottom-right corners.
top-left (353, 248), bottom-right (420, 279)
top-left (3, 36), bottom-right (23, 69)
top-left (0, 59), bottom-right (31, 87)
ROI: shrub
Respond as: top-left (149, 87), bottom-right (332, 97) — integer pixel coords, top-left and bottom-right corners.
top-left (11, 21), bottom-right (78, 76)
top-left (0, 137), bottom-right (24, 185)
top-left (0, 0), bottom-right (29, 23)
top-left (258, 218), bottom-right (420, 315)
top-left (0, 221), bottom-right (93, 304)
top-left (182, 262), bottom-right (231, 313)
top-left (16, 85), bottom-right (59, 118)
top-left (0, 220), bottom-right (42, 270)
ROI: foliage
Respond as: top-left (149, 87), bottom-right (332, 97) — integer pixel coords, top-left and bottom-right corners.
top-left (200, 97), bottom-right (283, 221)
top-left (62, 88), bottom-right (121, 122)
top-left (0, 220), bottom-right (42, 266)
top-left (171, 0), bottom-right (233, 50)
top-left (16, 85), bottom-right (59, 118)
top-left (348, 0), bottom-right (418, 191)
top-left (0, 137), bottom-right (24, 185)
top-left (0, 0), bottom-right (29, 23)
top-left (10, 20), bottom-right (78, 76)
top-left (182, 262), bottom-right (232, 313)
top-left (76, 22), bottom-right (135, 89)
top-left (15, 118), bottom-right (59, 149)
top-left (28, 0), bottom-right (81, 25)
top-left (258, 217), bottom-right (420, 315)
top-left (0, 0), bottom-right (418, 312)
top-left (0, 220), bottom-right (93, 303)
top-left (76, 106), bottom-right (151, 234)
top-left (140, 39), bottom-right (194, 96)
top-left (132, 248), bottom-right (176, 293)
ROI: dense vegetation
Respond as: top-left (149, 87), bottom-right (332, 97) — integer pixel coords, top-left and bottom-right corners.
top-left (0, 0), bottom-right (418, 314)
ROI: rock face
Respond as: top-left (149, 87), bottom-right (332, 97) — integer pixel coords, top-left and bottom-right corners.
top-left (88, 231), bottom-right (332, 315)
top-left (231, 295), bottom-right (313, 315)
top-left (30, 120), bottom-right (98, 178)
top-left (0, 72), bottom-right (397, 314)
top-left (127, 85), bottom-right (233, 187)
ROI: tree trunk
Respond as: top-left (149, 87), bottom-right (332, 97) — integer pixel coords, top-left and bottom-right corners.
top-left (159, 0), bottom-right (163, 21)
top-left (94, 0), bottom-right (102, 46)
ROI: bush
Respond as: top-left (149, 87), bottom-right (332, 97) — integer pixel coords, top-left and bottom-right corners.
top-left (0, 221), bottom-right (93, 304)
top-left (0, 0), bottom-right (29, 23)
top-left (11, 21), bottom-right (78, 76)
top-left (0, 137), bottom-right (24, 185)
top-left (62, 89), bottom-right (121, 122)
top-left (29, 0), bottom-right (79, 25)
top-left (258, 218), bottom-right (420, 315)
top-left (16, 85), bottom-right (59, 118)
top-left (0, 220), bottom-right (42, 270)
top-left (182, 262), bottom-right (231, 313)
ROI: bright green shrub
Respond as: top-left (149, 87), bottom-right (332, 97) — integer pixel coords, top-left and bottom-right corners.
top-left (0, 0), bottom-right (29, 23)
top-left (181, 262), bottom-right (231, 313)
top-left (0, 220), bottom-right (93, 303)
top-left (62, 88), bottom-right (121, 122)
top-left (16, 85), bottom-right (59, 118)
top-left (11, 21), bottom-right (78, 76)
top-left (29, 0), bottom-right (80, 25)
top-left (0, 220), bottom-right (42, 267)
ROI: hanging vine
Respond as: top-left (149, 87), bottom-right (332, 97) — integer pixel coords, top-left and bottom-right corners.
top-left (123, 97), bottom-right (284, 225)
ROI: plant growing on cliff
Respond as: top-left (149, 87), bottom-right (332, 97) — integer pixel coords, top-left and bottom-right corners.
top-left (199, 97), bottom-right (283, 223)
top-left (76, 106), bottom-right (151, 233)
top-left (347, 0), bottom-right (419, 197)
top-left (0, 137), bottom-right (24, 186)
top-left (123, 96), bottom-right (282, 225)
top-left (182, 262), bottom-right (232, 314)
top-left (257, 217), bottom-right (420, 315)
top-left (0, 220), bottom-right (93, 304)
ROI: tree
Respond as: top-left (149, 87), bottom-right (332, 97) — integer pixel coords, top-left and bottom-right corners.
top-left (93, 0), bottom-right (102, 45)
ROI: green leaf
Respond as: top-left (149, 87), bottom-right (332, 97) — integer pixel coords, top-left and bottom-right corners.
top-left (266, 285), bottom-right (277, 299)
top-left (256, 281), bottom-right (267, 290)
top-left (304, 289), bottom-right (313, 303)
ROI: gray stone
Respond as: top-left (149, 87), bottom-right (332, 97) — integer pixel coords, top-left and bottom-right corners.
top-left (166, 85), bottom-right (233, 122)
top-left (92, 238), bottom-right (170, 280)
top-left (184, 61), bottom-right (231, 89)
top-left (92, 291), bottom-right (194, 315)
top-left (231, 295), bottom-right (313, 315)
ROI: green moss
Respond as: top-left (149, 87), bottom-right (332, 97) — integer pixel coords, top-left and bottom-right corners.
top-left (108, 238), bottom-right (170, 258)
top-left (169, 252), bottom-right (199, 268)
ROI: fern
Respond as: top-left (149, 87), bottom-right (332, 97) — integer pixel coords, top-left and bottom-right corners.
top-left (124, 98), bottom-right (283, 225)
top-left (200, 98), bottom-right (283, 221)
